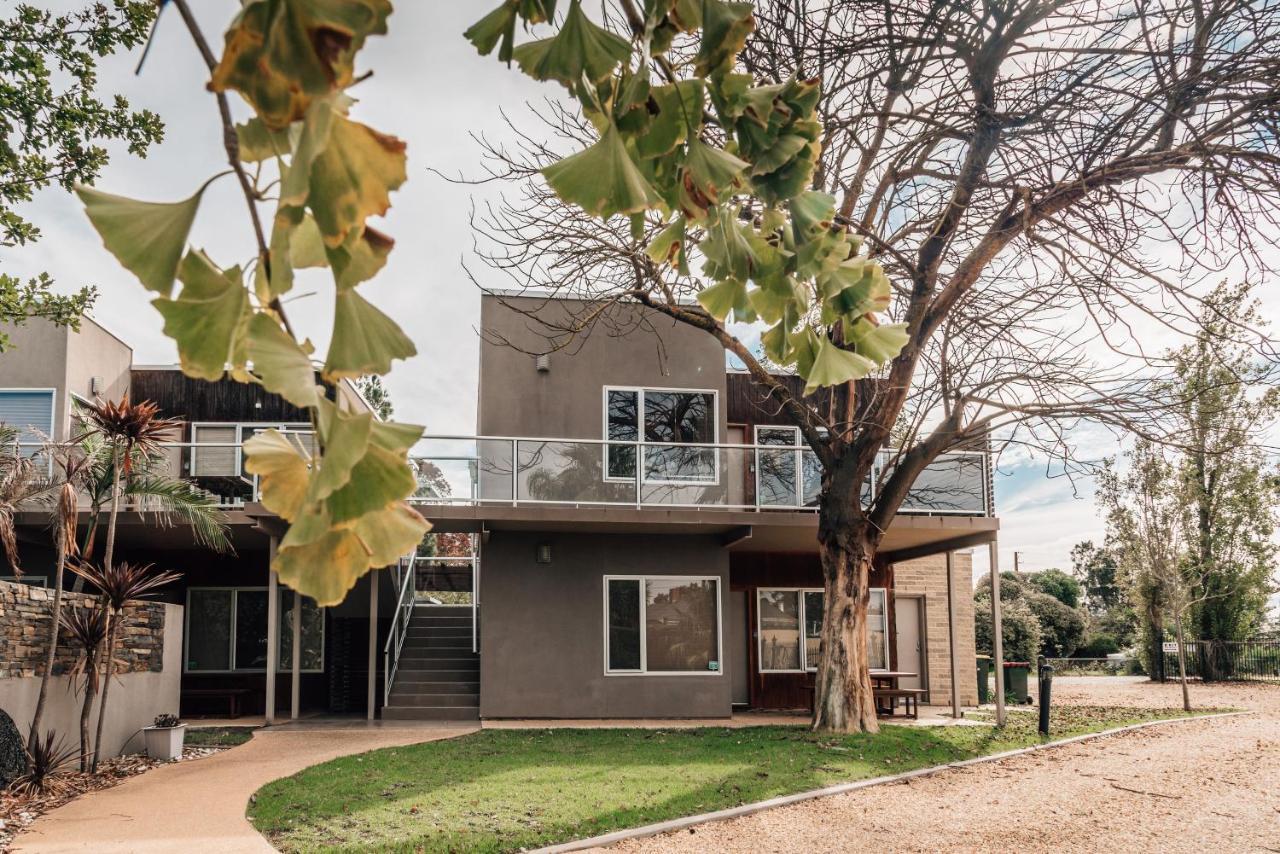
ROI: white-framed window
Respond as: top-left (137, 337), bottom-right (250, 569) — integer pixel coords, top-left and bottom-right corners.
top-left (757, 587), bottom-right (888, 672)
top-left (754, 425), bottom-right (822, 508)
top-left (184, 587), bottom-right (324, 673)
top-left (604, 575), bottom-right (722, 675)
top-left (603, 386), bottom-right (718, 484)
top-left (189, 422), bottom-right (312, 477)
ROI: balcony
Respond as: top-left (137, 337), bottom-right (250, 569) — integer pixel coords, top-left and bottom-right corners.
top-left (410, 436), bottom-right (991, 517)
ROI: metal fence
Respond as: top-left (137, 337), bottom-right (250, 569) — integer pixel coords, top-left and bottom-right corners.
top-left (1044, 656), bottom-right (1141, 676)
top-left (1161, 640), bottom-right (1280, 682)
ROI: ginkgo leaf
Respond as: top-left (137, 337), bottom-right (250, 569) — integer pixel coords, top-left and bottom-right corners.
top-left (646, 216), bottom-right (687, 270)
top-left (309, 112), bottom-right (407, 248)
top-left (694, 0), bottom-right (754, 77)
top-left (324, 442), bottom-right (418, 524)
top-left (352, 501), bottom-right (429, 568)
top-left (312, 399), bottom-right (374, 499)
top-left (326, 226), bottom-right (394, 290)
top-left (790, 190), bottom-right (835, 240)
top-left (696, 276), bottom-right (747, 321)
top-left (635, 80), bottom-right (704, 159)
top-left (236, 117), bottom-right (297, 163)
top-left (542, 124), bottom-right (661, 219)
top-left (750, 132), bottom-right (810, 177)
top-left (273, 528), bottom-right (370, 606)
top-left (465, 1), bottom-right (518, 62)
top-left (152, 251), bottom-right (251, 381)
top-left (803, 336), bottom-right (878, 395)
top-left (76, 181), bottom-right (213, 298)
top-left (289, 214), bottom-right (329, 268)
top-left (821, 257), bottom-right (891, 316)
top-left (211, 0), bottom-right (392, 129)
top-left (369, 418), bottom-right (425, 453)
top-left (325, 289), bottom-right (417, 379)
top-left (679, 138), bottom-right (748, 220)
top-left (245, 313), bottom-right (320, 408)
top-left (243, 428), bottom-right (312, 521)
top-left (512, 0), bottom-right (631, 88)
top-left (849, 319), bottom-right (909, 363)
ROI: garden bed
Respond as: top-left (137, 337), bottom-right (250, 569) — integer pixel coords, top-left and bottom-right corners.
top-left (250, 705), bottom-right (1204, 853)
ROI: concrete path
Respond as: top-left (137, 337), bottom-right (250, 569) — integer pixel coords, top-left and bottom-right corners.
top-left (606, 679), bottom-right (1280, 853)
top-left (14, 720), bottom-right (476, 854)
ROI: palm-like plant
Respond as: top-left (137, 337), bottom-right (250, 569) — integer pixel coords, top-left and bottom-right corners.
top-left (0, 424), bottom-right (54, 576)
top-left (60, 606), bottom-right (107, 771)
top-left (28, 448), bottom-right (89, 747)
top-left (70, 560), bottom-right (180, 772)
top-left (79, 396), bottom-right (182, 577)
top-left (8, 730), bottom-right (79, 797)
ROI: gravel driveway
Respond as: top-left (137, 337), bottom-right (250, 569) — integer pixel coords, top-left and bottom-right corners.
top-left (606, 678), bottom-right (1280, 853)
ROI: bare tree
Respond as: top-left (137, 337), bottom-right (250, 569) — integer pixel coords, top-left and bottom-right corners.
top-left (463, 0), bottom-right (1280, 731)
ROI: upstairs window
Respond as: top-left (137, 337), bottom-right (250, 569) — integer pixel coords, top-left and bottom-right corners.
top-left (0, 389), bottom-right (54, 448)
top-left (604, 387), bottom-right (717, 483)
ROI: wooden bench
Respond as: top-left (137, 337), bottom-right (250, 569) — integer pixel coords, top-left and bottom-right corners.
top-left (873, 687), bottom-right (926, 719)
top-left (183, 688), bottom-right (251, 719)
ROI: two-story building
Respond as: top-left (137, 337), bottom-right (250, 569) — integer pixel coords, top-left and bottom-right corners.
top-left (0, 297), bottom-right (991, 724)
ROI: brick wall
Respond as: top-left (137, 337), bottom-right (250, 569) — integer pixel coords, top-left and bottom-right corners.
top-left (0, 580), bottom-right (166, 678)
top-left (893, 552), bottom-right (979, 706)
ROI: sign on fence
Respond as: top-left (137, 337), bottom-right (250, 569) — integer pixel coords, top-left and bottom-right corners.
top-left (1162, 642), bottom-right (1179, 654)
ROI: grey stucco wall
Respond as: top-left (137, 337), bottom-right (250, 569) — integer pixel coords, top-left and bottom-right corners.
top-left (477, 295), bottom-right (728, 440)
top-left (0, 602), bottom-right (182, 758)
top-left (479, 532), bottom-right (732, 718)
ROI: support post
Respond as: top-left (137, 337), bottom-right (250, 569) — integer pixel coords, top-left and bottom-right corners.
top-left (265, 539), bottom-right (279, 725)
top-left (367, 570), bottom-right (379, 720)
top-left (946, 550), bottom-right (961, 719)
top-left (989, 539), bottom-right (1007, 726)
top-left (290, 588), bottom-right (301, 720)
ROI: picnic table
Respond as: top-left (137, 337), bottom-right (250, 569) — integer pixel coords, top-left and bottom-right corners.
top-left (871, 670), bottom-right (923, 719)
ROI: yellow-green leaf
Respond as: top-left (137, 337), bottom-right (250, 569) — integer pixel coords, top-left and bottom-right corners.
top-left (152, 251), bottom-right (251, 381)
top-left (243, 428), bottom-right (312, 521)
top-left (850, 319), bottom-right (909, 363)
top-left (679, 138), bottom-right (748, 220)
top-left (236, 117), bottom-right (297, 163)
top-left (696, 276), bottom-right (747, 321)
top-left (326, 225), bottom-right (394, 290)
top-left (512, 0), bottom-right (631, 88)
top-left (245, 313), bottom-right (321, 408)
top-left (289, 214), bottom-right (329, 269)
top-left (76, 182), bottom-right (211, 298)
top-left (352, 502), bottom-right (429, 568)
top-left (694, 0), bottom-right (754, 77)
top-left (273, 528), bottom-right (370, 606)
top-left (634, 80), bottom-right (704, 159)
top-left (465, 1), bottom-right (518, 62)
top-left (542, 124), bottom-right (661, 219)
top-left (312, 400), bottom-right (374, 499)
top-left (308, 112), bottom-right (407, 248)
top-left (803, 336), bottom-right (877, 395)
top-left (325, 289), bottom-right (416, 380)
top-left (325, 442), bottom-right (418, 524)
top-left (211, 0), bottom-right (392, 130)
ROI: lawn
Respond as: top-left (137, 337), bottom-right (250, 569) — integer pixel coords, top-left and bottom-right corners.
top-left (250, 706), bottom-right (1201, 853)
top-left (185, 726), bottom-right (257, 747)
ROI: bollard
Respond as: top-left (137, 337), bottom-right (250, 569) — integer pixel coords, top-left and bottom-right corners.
top-left (1037, 655), bottom-right (1053, 736)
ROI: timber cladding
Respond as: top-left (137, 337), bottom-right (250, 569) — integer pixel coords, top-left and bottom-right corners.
top-left (0, 580), bottom-right (165, 679)
top-left (130, 369), bottom-right (309, 424)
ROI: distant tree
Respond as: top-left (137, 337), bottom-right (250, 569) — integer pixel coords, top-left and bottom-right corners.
top-left (1171, 283), bottom-right (1279, 667)
top-left (1070, 541), bottom-right (1123, 616)
top-left (1024, 591), bottom-right (1086, 657)
top-left (1028, 569), bottom-right (1082, 609)
top-left (0, 2), bottom-right (164, 349)
top-left (975, 570), bottom-right (1086, 658)
top-left (975, 593), bottom-right (1041, 664)
top-left (355, 375), bottom-right (394, 421)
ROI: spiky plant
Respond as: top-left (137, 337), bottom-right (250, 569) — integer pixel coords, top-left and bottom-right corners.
top-left (0, 424), bottom-right (54, 576)
top-left (60, 606), bottom-right (107, 771)
top-left (79, 396), bottom-right (180, 578)
top-left (70, 560), bottom-right (180, 771)
top-left (8, 730), bottom-right (79, 797)
top-left (28, 448), bottom-right (89, 747)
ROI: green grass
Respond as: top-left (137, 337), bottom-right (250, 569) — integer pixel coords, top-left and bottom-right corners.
top-left (185, 726), bottom-right (256, 747)
top-left (249, 706), bottom-right (1203, 853)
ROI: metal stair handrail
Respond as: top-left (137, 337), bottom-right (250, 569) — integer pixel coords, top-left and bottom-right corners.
top-left (382, 549), bottom-right (418, 707)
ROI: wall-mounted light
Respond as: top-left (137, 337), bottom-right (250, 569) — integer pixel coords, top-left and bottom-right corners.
top-left (535, 354), bottom-right (551, 373)
top-left (536, 543), bottom-right (552, 564)
top-left (89, 376), bottom-right (103, 395)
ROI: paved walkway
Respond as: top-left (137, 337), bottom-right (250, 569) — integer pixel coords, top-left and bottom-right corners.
top-left (606, 679), bottom-right (1280, 853)
top-left (14, 720), bottom-right (476, 854)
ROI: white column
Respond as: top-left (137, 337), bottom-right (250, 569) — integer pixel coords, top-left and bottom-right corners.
top-left (367, 572), bottom-right (379, 720)
top-left (290, 589), bottom-right (301, 720)
top-left (265, 539), bottom-right (279, 725)
top-left (989, 539), bottom-right (1007, 726)
top-left (946, 550), bottom-right (961, 719)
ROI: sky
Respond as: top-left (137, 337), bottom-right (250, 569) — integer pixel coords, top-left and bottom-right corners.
top-left (5, 2), bottom-right (1274, 583)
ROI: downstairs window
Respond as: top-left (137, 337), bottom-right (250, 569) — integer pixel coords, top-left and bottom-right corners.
top-left (757, 587), bottom-right (888, 672)
top-left (605, 576), bottom-right (721, 674)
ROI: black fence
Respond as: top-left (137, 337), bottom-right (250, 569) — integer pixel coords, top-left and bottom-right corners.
top-left (1161, 640), bottom-right (1280, 682)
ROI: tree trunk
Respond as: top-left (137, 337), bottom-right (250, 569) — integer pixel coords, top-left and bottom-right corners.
top-left (102, 445), bottom-right (121, 576)
top-left (78, 652), bottom-right (99, 772)
top-left (1173, 609), bottom-right (1192, 712)
top-left (811, 470), bottom-right (880, 734)
top-left (28, 529), bottom-right (68, 745)
top-left (92, 612), bottom-right (118, 772)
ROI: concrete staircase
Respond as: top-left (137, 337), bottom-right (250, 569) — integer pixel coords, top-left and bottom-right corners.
top-left (382, 606), bottom-right (479, 721)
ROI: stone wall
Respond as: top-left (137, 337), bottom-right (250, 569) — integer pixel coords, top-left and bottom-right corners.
top-left (0, 580), bottom-right (166, 678)
top-left (894, 551), bottom-right (979, 706)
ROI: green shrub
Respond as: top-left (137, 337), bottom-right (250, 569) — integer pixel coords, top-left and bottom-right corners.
top-left (975, 594), bottom-right (1042, 663)
top-left (1025, 591), bottom-right (1087, 657)
top-left (1028, 568), bottom-right (1083, 609)
top-left (1075, 632), bottom-right (1120, 658)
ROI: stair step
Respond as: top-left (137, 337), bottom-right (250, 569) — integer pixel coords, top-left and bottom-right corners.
top-left (388, 692), bottom-right (478, 707)
top-left (382, 705), bottom-right (479, 721)
top-left (400, 641), bottom-right (476, 653)
top-left (410, 613), bottom-right (472, 622)
top-left (397, 654), bottom-right (478, 665)
top-left (394, 669), bottom-right (479, 682)
top-left (390, 681), bottom-right (479, 694)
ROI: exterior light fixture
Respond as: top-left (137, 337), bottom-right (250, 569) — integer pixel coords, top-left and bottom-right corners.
top-left (536, 543), bottom-right (552, 564)
top-left (535, 354), bottom-right (551, 372)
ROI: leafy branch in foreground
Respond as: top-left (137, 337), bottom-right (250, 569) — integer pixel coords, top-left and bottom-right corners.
top-left (73, 0), bottom-right (427, 605)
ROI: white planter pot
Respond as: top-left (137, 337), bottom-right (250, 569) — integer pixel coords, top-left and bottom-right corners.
top-left (143, 724), bottom-right (186, 761)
